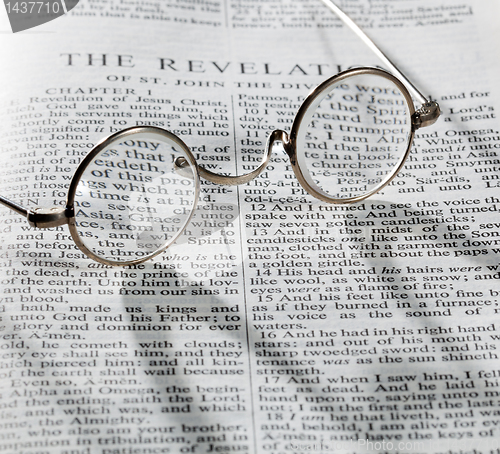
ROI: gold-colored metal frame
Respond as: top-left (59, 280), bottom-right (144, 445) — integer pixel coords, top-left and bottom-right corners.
top-left (0, 0), bottom-right (442, 265)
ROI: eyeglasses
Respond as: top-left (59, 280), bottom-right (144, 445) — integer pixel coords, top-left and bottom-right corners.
top-left (0, 0), bottom-right (440, 266)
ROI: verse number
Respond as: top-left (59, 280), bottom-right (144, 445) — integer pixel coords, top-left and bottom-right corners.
top-left (5, 2), bottom-right (61, 14)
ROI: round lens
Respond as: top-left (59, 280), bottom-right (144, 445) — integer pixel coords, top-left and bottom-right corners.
top-left (68, 128), bottom-right (199, 265)
top-left (295, 70), bottom-right (413, 201)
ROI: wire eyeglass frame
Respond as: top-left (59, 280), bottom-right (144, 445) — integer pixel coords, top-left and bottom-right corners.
top-left (0, 0), bottom-right (441, 265)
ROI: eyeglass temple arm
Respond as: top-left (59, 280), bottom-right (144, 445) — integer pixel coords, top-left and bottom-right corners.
top-left (0, 195), bottom-right (69, 228)
top-left (320, 0), bottom-right (440, 128)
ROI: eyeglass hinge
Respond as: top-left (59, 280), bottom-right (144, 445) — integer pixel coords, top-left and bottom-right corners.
top-left (412, 101), bottom-right (441, 130)
top-left (27, 206), bottom-right (71, 228)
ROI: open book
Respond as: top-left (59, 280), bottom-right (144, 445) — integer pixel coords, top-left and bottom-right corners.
top-left (1, 0), bottom-right (499, 452)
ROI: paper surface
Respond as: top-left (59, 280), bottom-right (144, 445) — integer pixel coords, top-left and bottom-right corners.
top-left (1, 0), bottom-right (500, 452)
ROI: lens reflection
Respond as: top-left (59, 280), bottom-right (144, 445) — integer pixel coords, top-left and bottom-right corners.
top-left (72, 129), bottom-right (198, 264)
top-left (296, 72), bottom-right (412, 200)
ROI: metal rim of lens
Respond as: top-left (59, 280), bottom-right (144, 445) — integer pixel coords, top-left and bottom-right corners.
top-left (66, 126), bottom-right (200, 266)
top-left (287, 67), bottom-right (416, 204)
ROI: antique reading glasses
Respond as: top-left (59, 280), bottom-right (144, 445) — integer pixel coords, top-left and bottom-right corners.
top-left (0, 0), bottom-right (440, 266)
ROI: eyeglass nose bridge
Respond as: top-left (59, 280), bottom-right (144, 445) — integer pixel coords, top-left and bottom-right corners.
top-left (177, 129), bottom-right (290, 187)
